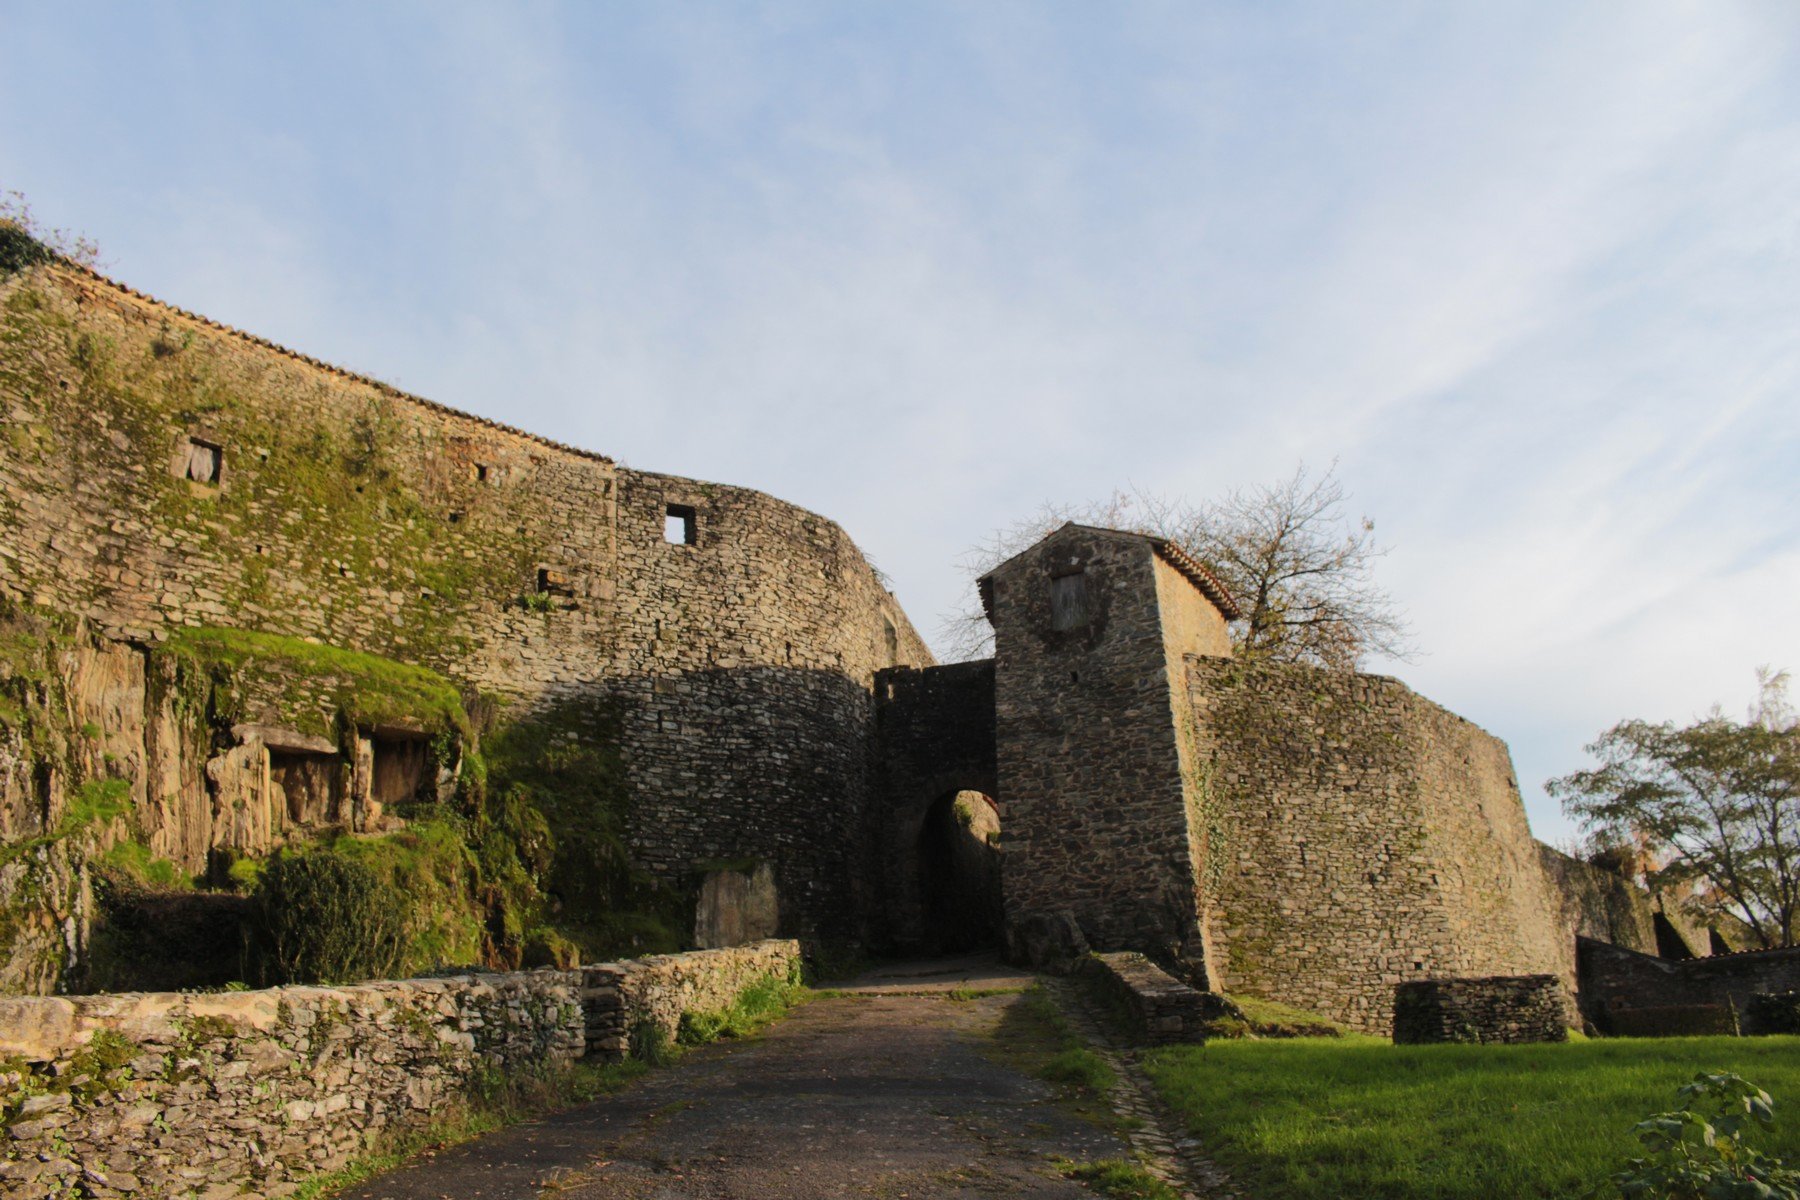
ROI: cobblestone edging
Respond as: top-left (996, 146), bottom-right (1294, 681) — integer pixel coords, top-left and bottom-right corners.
top-left (1046, 978), bottom-right (1240, 1200)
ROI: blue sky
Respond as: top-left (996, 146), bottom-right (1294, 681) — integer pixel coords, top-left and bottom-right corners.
top-left (4, 2), bottom-right (1797, 843)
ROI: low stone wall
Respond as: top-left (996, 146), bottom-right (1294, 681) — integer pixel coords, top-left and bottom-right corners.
top-left (1392, 975), bottom-right (1570, 1045)
top-left (1081, 951), bottom-right (1219, 1044)
top-left (1578, 937), bottom-right (1800, 1033)
top-left (582, 939), bottom-right (800, 1060)
top-left (0, 970), bottom-right (583, 1199)
top-left (0, 939), bottom-right (802, 1199)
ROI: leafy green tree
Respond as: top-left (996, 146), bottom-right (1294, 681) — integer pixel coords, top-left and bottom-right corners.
top-left (1551, 672), bottom-right (1800, 949)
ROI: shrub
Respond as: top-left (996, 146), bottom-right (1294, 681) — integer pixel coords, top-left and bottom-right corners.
top-left (1748, 993), bottom-right (1800, 1036)
top-left (1591, 1071), bottom-right (1800, 1200)
top-left (251, 850), bottom-right (408, 984)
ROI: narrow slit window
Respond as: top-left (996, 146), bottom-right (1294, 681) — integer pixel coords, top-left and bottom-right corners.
top-left (1050, 571), bottom-right (1089, 631)
top-left (185, 438), bottom-right (222, 485)
top-left (664, 504), bottom-right (697, 545)
top-left (883, 617), bottom-right (899, 666)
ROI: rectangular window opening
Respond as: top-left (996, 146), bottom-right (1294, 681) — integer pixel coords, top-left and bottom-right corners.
top-left (185, 438), bottom-right (222, 485)
top-left (1050, 571), bottom-right (1090, 631)
top-left (883, 617), bottom-right (899, 666)
top-left (664, 504), bottom-right (697, 545)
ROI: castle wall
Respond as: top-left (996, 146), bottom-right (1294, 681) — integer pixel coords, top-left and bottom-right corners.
top-left (988, 528), bottom-right (1207, 966)
top-left (1186, 658), bottom-right (1570, 1033)
top-left (0, 260), bottom-right (930, 951)
top-left (1536, 844), bottom-right (1659, 956)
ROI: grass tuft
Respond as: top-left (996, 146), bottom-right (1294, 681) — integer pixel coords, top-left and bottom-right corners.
top-left (1040, 1047), bottom-right (1117, 1093)
top-left (1059, 1158), bottom-right (1183, 1200)
top-left (677, 971), bottom-right (809, 1046)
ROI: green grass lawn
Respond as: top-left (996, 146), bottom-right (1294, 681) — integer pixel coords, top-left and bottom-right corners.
top-left (1145, 1035), bottom-right (1800, 1200)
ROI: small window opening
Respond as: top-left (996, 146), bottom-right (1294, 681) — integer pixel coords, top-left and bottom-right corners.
top-left (664, 504), bottom-right (697, 545)
top-left (447, 510), bottom-right (464, 524)
top-left (1049, 570), bottom-right (1089, 630)
top-left (883, 617), bottom-right (899, 666)
top-left (185, 438), bottom-right (222, 485)
top-left (536, 567), bottom-right (576, 598)
top-left (474, 463), bottom-right (491, 483)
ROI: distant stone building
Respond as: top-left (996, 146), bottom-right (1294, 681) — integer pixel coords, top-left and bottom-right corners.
top-left (0, 252), bottom-right (1706, 1030)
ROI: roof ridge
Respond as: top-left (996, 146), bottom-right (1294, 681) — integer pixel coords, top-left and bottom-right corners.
top-left (44, 258), bottom-right (614, 465)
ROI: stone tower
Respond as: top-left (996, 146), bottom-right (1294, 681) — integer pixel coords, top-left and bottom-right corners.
top-left (979, 524), bottom-right (1238, 982)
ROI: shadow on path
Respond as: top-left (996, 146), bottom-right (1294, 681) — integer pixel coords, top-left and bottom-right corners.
top-left (342, 966), bottom-right (1125, 1199)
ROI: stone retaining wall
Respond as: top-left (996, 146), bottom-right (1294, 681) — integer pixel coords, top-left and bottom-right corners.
top-left (581, 939), bottom-right (801, 1060)
top-left (0, 940), bottom-right (801, 1199)
top-left (1081, 951), bottom-right (1219, 1044)
top-left (1391, 975), bottom-right (1570, 1044)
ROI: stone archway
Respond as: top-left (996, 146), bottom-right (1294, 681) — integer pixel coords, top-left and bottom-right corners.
top-left (871, 661), bottom-right (1000, 954)
top-left (917, 790), bottom-right (1004, 953)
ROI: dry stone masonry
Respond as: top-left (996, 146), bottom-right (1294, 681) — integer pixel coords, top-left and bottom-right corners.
top-left (1080, 951), bottom-right (1223, 1044)
top-left (0, 940), bottom-right (798, 1199)
top-left (582, 938), bottom-right (799, 1059)
top-left (1391, 975), bottom-right (1571, 1045)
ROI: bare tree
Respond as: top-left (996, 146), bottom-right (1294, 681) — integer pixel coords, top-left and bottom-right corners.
top-left (939, 463), bottom-right (1413, 670)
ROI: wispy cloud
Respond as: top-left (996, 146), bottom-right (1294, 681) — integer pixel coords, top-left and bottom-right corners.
top-left (2, 0), bottom-right (1796, 841)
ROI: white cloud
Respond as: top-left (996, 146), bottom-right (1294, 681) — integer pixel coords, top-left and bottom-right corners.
top-left (3, 0), bottom-right (1796, 847)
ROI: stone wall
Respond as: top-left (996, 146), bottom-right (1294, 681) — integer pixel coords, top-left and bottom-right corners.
top-left (581, 938), bottom-right (800, 1059)
top-left (1537, 845), bottom-right (1659, 956)
top-left (0, 970), bottom-right (586, 1199)
top-left (1392, 975), bottom-right (1570, 1044)
top-left (1079, 951), bottom-right (1219, 1044)
top-left (0, 939), bottom-right (799, 1199)
top-left (1578, 938), bottom-right (1800, 1033)
top-left (0, 258), bottom-right (932, 969)
top-left (1187, 658), bottom-right (1571, 1034)
top-left (986, 526), bottom-right (1229, 976)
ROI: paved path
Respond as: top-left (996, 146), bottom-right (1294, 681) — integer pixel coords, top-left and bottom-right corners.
top-left (343, 964), bottom-right (1131, 1200)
